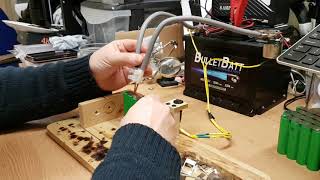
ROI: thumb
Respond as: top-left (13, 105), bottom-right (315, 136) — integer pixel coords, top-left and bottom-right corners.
top-left (148, 94), bottom-right (161, 102)
top-left (109, 53), bottom-right (144, 67)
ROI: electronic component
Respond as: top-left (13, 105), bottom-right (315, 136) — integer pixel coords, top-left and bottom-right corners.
top-left (180, 157), bottom-right (234, 180)
top-left (184, 34), bottom-right (290, 116)
top-left (165, 99), bottom-right (188, 112)
top-left (277, 25), bottom-right (320, 74)
top-left (157, 78), bottom-right (179, 87)
top-left (130, 11), bottom-right (286, 117)
top-left (278, 108), bottom-right (320, 171)
top-left (181, 158), bottom-right (197, 177)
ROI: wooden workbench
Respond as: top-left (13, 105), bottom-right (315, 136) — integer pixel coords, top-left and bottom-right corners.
top-left (0, 84), bottom-right (319, 180)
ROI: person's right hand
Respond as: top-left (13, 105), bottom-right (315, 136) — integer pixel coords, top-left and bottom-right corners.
top-left (120, 95), bottom-right (179, 145)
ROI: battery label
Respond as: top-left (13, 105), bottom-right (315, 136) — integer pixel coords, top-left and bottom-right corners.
top-left (190, 52), bottom-right (253, 98)
top-left (194, 52), bottom-right (245, 74)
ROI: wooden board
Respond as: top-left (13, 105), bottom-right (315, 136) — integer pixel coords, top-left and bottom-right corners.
top-left (47, 94), bottom-right (270, 179)
top-left (177, 136), bottom-right (270, 180)
top-left (1, 85), bottom-right (318, 180)
top-left (48, 118), bottom-right (270, 179)
top-left (79, 93), bottom-right (123, 128)
top-left (47, 119), bottom-right (110, 172)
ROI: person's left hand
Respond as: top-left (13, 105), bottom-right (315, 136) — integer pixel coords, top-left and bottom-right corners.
top-left (89, 39), bottom-right (151, 91)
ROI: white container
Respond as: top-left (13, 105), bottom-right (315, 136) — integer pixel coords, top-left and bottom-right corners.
top-left (86, 0), bottom-right (124, 5)
top-left (81, 5), bottom-right (131, 43)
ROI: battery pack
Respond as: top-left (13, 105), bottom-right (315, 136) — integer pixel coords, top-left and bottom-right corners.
top-left (184, 35), bottom-right (290, 116)
top-left (123, 91), bottom-right (140, 115)
top-left (277, 108), bottom-right (320, 171)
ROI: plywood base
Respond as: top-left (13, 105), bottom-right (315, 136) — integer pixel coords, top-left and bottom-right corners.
top-left (47, 118), bottom-right (120, 172)
top-left (47, 94), bottom-right (270, 179)
top-left (48, 119), bottom-right (270, 179)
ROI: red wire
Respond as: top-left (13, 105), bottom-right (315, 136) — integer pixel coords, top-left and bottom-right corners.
top-left (280, 33), bottom-right (291, 48)
top-left (241, 19), bottom-right (255, 29)
top-left (204, 19), bottom-right (255, 36)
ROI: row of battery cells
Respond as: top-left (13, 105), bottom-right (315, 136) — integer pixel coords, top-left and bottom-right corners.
top-left (277, 109), bottom-right (320, 171)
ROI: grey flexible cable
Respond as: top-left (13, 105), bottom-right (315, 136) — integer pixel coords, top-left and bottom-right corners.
top-left (139, 16), bottom-right (263, 71)
top-left (136, 11), bottom-right (196, 54)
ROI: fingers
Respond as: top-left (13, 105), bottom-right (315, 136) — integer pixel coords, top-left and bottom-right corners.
top-left (115, 39), bottom-right (137, 52)
top-left (148, 94), bottom-right (161, 102)
top-left (109, 53), bottom-right (144, 67)
top-left (140, 44), bottom-right (148, 53)
top-left (144, 66), bottom-right (152, 76)
top-left (114, 39), bottom-right (148, 53)
top-left (136, 95), bottom-right (161, 106)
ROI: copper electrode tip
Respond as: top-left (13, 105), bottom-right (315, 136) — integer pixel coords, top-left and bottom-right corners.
top-left (133, 83), bottom-right (139, 94)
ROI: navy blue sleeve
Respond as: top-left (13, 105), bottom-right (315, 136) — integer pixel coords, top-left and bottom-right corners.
top-left (0, 56), bottom-right (106, 128)
top-left (92, 124), bottom-right (181, 180)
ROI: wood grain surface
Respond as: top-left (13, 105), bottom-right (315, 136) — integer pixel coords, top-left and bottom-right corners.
top-left (47, 94), bottom-right (270, 180)
top-left (0, 84), bottom-right (319, 180)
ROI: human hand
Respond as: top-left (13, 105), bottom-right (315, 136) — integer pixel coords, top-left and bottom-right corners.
top-left (89, 40), bottom-right (151, 91)
top-left (120, 95), bottom-right (179, 145)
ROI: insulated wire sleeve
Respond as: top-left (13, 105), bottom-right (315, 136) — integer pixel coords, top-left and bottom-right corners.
top-left (136, 11), bottom-right (197, 54)
top-left (182, 30), bottom-right (231, 139)
top-left (139, 16), bottom-right (263, 72)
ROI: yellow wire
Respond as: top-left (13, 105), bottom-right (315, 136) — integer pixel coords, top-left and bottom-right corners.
top-left (180, 30), bottom-right (264, 139)
top-left (180, 128), bottom-right (197, 139)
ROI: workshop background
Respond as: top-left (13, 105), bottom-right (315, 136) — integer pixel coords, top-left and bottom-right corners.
top-left (1, 0), bottom-right (320, 180)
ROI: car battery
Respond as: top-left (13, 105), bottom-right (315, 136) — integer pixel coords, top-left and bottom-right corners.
top-left (184, 35), bottom-right (290, 116)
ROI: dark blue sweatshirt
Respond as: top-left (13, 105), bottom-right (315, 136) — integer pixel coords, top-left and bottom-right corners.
top-left (0, 56), bottom-right (181, 179)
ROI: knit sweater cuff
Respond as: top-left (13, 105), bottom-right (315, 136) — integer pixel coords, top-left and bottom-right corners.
top-left (111, 124), bottom-right (181, 176)
top-left (63, 55), bottom-right (106, 99)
